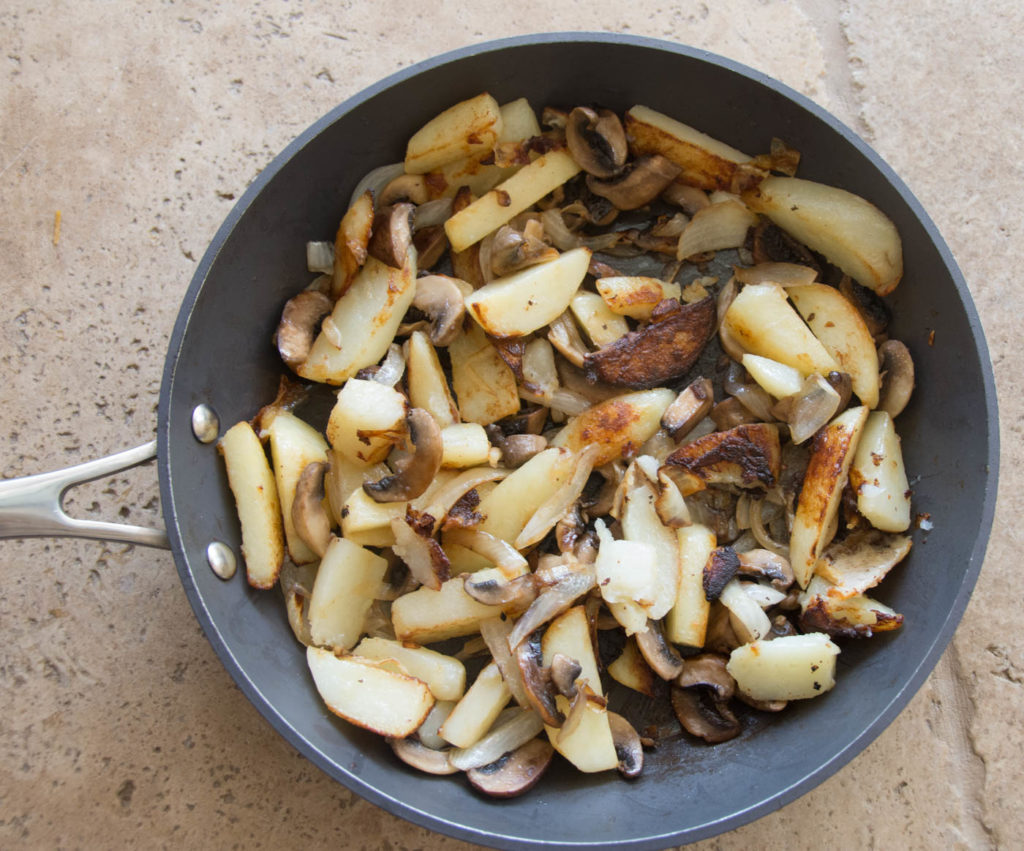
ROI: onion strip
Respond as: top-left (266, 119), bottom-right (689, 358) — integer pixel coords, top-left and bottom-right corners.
top-left (447, 708), bottom-right (545, 771)
top-left (515, 446), bottom-right (600, 549)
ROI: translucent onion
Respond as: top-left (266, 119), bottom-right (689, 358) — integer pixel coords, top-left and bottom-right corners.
top-left (444, 528), bottom-right (529, 578)
top-left (413, 467), bottom-right (510, 527)
top-left (719, 579), bottom-right (772, 643)
top-left (448, 708), bottom-right (545, 771)
top-left (414, 198), bottom-right (454, 230)
top-left (676, 200), bottom-right (758, 260)
top-left (507, 569), bottom-right (596, 650)
top-left (306, 241), bottom-right (334, 275)
top-left (540, 209), bottom-right (581, 250)
top-left (417, 700), bottom-right (457, 749)
top-left (519, 386), bottom-right (592, 418)
top-left (348, 161), bottom-right (406, 208)
top-left (749, 499), bottom-right (789, 559)
top-left (372, 343), bottom-right (406, 388)
top-left (521, 338), bottom-right (559, 397)
top-left (787, 374), bottom-right (841, 444)
top-left (478, 616), bottom-right (532, 708)
top-left (740, 581), bottom-right (787, 610)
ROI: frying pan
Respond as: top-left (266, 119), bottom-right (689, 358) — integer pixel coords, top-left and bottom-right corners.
top-left (0, 33), bottom-right (998, 850)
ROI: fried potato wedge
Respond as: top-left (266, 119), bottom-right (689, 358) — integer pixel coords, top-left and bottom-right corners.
top-left (298, 252), bottom-right (417, 385)
top-left (849, 411), bottom-right (912, 532)
top-left (405, 92), bottom-right (502, 175)
top-left (582, 296), bottom-right (716, 389)
top-left (308, 536), bottom-right (388, 650)
top-left (445, 150), bottom-right (582, 252)
top-left (790, 405), bottom-right (869, 588)
top-left (449, 321), bottom-right (521, 425)
top-left (392, 576), bottom-right (517, 645)
top-left (664, 422), bottom-right (781, 497)
top-left (439, 661), bottom-right (512, 749)
top-left (625, 105), bottom-right (757, 192)
top-left (353, 637), bottom-right (466, 701)
top-left (742, 176), bottom-right (903, 295)
top-left (788, 283), bottom-right (880, 408)
top-left (218, 421), bottom-right (284, 589)
top-left (569, 290), bottom-right (630, 346)
top-left (407, 330), bottom-right (460, 429)
top-left (307, 647), bottom-right (435, 738)
top-left (552, 389), bottom-right (675, 468)
top-left (326, 378), bottom-right (407, 465)
top-left (267, 411), bottom-right (329, 565)
top-left (727, 633), bottom-right (840, 701)
top-left (665, 523), bottom-right (716, 648)
top-left (465, 247), bottom-right (591, 337)
top-left (595, 276), bottom-right (683, 320)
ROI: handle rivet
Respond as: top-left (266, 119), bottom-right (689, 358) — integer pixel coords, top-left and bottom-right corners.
top-left (206, 541), bottom-right (236, 580)
top-left (191, 404), bottom-right (220, 444)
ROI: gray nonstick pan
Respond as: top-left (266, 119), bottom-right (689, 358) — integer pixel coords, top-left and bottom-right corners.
top-left (0, 33), bottom-right (998, 850)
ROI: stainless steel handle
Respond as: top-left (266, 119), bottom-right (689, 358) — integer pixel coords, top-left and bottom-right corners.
top-left (0, 441), bottom-right (169, 549)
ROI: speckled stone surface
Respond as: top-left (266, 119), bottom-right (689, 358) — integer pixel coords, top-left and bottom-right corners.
top-left (1, 2), bottom-right (1018, 848)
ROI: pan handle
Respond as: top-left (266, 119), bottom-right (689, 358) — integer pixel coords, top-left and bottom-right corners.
top-left (0, 441), bottom-right (169, 549)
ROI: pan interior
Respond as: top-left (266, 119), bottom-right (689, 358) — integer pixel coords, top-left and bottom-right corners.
top-left (158, 34), bottom-right (997, 850)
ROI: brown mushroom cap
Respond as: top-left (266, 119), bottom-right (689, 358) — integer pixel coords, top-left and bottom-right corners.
top-left (515, 634), bottom-right (564, 727)
top-left (736, 548), bottom-right (795, 592)
top-left (275, 290), bottom-right (332, 367)
top-left (466, 738), bottom-right (554, 798)
top-left (378, 173), bottom-right (429, 207)
top-left (291, 461), bottom-right (333, 558)
top-left (367, 202), bottom-right (415, 269)
top-left (634, 619), bottom-right (685, 680)
top-left (463, 572), bottom-right (538, 609)
top-left (364, 408), bottom-right (443, 503)
top-left (607, 711), bottom-right (644, 779)
top-left (671, 654), bottom-right (742, 744)
top-left (586, 154), bottom-right (682, 210)
top-left (489, 224), bottom-right (559, 277)
top-left (549, 653), bottom-right (583, 698)
top-left (565, 106), bottom-right (629, 179)
top-left (877, 339), bottom-right (915, 417)
top-left (662, 377), bottom-right (714, 441)
top-left (411, 275), bottom-right (465, 346)
top-left (388, 736), bottom-right (458, 775)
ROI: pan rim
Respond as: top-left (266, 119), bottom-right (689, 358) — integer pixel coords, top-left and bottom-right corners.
top-left (157, 31), bottom-right (999, 850)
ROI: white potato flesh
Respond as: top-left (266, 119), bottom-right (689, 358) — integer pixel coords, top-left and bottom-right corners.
top-left (406, 330), bottom-right (459, 429)
top-left (308, 536), bottom-right (388, 651)
top-left (606, 599), bottom-right (651, 636)
top-left (391, 576), bottom-right (512, 645)
top-left (404, 92), bottom-right (502, 175)
top-left (326, 378), bottom-right (407, 465)
top-left (676, 199), bottom-right (757, 260)
top-left (606, 637), bottom-right (656, 697)
top-left (741, 354), bottom-right (804, 399)
top-left (790, 405), bottom-right (869, 587)
top-left (595, 276), bottom-right (683, 320)
top-left (625, 104), bottom-right (752, 191)
top-left (727, 633), bottom-right (840, 701)
top-left (620, 482), bottom-right (681, 619)
top-left (439, 661), bottom-right (511, 748)
top-left (723, 283), bottom-right (838, 377)
top-left (552, 388), bottom-right (676, 468)
top-left (340, 487), bottom-right (407, 548)
top-left (445, 150), bottom-right (582, 252)
top-left (569, 290), bottom-right (630, 346)
top-left (352, 637), bottom-right (466, 701)
top-left (446, 447), bottom-right (575, 572)
top-left (267, 411), bottom-right (329, 565)
top-left (307, 647), bottom-right (434, 738)
top-left (665, 523), bottom-right (715, 647)
top-left (850, 411), bottom-right (912, 532)
top-left (297, 252), bottom-right (417, 385)
top-left (440, 422), bottom-right (492, 469)
top-left (465, 247), bottom-right (591, 337)
top-left (449, 321), bottom-right (521, 426)
top-left (719, 579), bottom-right (772, 643)
top-left (218, 421), bottom-right (284, 589)
top-left (541, 606), bottom-right (618, 772)
top-left (743, 176), bottom-right (903, 296)
top-left (788, 284), bottom-right (880, 408)
top-left (595, 524), bottom-right (659, 609)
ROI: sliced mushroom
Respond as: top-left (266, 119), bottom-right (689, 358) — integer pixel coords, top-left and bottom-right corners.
top-left (582, 297), bottom-right (716, 389)
top-left (607, 711), bottom-right (644, 779)
top-left (411, 275), bottom-right (466, 346)
top-left (466, 738), bottom-right (554, 798)
top-left (825, 370), bottom-right (853, 411)
top-left (388, 736), bottom-right (458, 775)
top-left (463, 571), bottom-right (538, 609)
top-left (378, 173), bottom-right (429, 207)
top-left (549, 653), bottom-right (583, 698)
top-left (364, 408), bottom-right (443, 503)
top-left (671, 654), bottom-right (742, 744)
top-left (515, 636), bottom-right (563, 726)
top-left (275, 290), bottom-right (332, 367)
top-left (489, 223), bottom-right (559, 277)
top-left (587, 154), bottom-right (682, 210)
top-left (703, 546), bottom-right (740, 601)
top-left (291, 461), bottom-right (332, 558)
top-left (565, 106), bottom-right (628, 178)
top-left (367, 202), bottom-right (415, 269)
top-left (634, 619), bottom-right (685, 680)
top-left (498, 433), bottom-right (548, 468)
top-left (412, 225), bottom-right (449, 270)
top-left (840, 275), bottom-right (891, 341)
top-left (547, 311), bottom-right (591, 368)
top-left (662, 377), bottom-right (714, 441)
top-left (390, 511), bottom-right (450, 591)
top-left (736, 548), bottom-right (794, 591)
top-left (877, 339), bottom-right (915, 417)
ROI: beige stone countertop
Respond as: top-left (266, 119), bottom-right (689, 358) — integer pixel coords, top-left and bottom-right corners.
top-left (1, 2), bottom-right (1018, 848)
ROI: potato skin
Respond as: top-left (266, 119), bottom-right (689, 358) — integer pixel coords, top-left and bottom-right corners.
top-left (583, 296), bottom-right (716, 389)
top-left (664, 423), bottom-right (781, 495)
